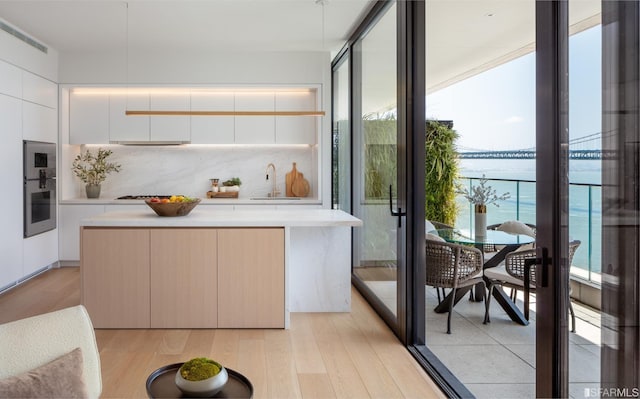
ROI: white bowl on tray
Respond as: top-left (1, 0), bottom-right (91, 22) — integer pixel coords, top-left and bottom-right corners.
top-left (174, 361), bottom-right (228, 397)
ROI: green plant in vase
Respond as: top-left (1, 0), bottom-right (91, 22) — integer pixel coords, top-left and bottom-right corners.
top-left (72, 148), bottom-right (121, 198)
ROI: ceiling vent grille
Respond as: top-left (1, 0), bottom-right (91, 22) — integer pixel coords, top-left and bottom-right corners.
top-left (0, 20), bottom-right (47, 54)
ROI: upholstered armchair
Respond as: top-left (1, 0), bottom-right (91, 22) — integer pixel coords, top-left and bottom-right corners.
top-left (0, 305), bottom-right (102, 398)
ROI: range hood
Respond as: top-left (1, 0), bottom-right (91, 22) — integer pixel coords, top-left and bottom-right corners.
top-left (109, 140), bottom-right (190, 146)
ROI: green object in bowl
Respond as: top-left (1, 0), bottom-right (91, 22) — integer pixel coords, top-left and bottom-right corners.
top-left (175, 359), bottom-right (228, 397)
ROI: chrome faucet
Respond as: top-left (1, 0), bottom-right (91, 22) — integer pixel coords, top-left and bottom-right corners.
top-left (265, 163), bottom-right (280, 197)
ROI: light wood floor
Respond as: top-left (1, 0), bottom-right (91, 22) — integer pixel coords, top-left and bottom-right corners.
top-left (0, 267), bottom-right (445, 399)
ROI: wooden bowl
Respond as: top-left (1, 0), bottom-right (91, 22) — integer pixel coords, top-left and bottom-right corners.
top-left (145, 198), bottom-right (201, 217)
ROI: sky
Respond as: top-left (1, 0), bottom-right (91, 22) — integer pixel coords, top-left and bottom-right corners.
top-left (426, 25), bottom-right (602, 152)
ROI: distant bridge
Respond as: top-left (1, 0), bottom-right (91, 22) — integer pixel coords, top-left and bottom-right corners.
top-left (458, 149), bottom-right (607, 160)
top-left (457, 132), bottom-right (614, 160)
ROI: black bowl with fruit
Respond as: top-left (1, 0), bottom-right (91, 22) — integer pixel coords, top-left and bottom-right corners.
top-left (145, 196), bottom-right (201, 217)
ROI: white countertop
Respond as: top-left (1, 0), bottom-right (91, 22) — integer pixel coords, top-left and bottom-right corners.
top-left (61, 198), bottom-right (322, 206)
top-left (80, 209), bottom-right (362, 227)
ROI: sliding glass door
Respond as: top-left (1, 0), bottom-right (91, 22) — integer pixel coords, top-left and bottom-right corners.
top-left (349, 2), bottom-right (403, 332)
top-left (539, 1), bottom-right (640, 396)
top-left (333, 0), bottom-right (640, 397)
top-left (421, 1), bottom-right (537, 396)
top-left (600, 1), bottom-right (640, 395)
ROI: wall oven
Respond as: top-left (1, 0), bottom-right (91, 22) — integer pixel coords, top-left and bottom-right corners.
top-left (24, 140), bottom-right (56, 238)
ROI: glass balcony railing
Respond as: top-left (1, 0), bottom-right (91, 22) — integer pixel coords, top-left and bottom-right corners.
top-left (456, 177), bottom-right (601, 284)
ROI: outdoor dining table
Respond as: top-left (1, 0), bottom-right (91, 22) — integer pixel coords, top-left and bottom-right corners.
top-left (433, 228), bottom-right (536, 326)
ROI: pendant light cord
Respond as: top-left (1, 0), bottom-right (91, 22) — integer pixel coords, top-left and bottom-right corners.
top-left (316, 0), bottom-right (327, 49)
top-left (321, 1), bottom-right (325, 49)
top-left (125, 1), bottom-right (129, 102)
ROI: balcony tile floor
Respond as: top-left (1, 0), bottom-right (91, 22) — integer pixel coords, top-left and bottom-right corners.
top-left (365, 281), bottom-right (601, 399)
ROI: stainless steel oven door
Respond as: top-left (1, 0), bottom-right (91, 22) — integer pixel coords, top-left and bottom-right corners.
top-left (24, 178), bottom-right (56, 238)
top-left (23, 140), bottom-right (56, 181)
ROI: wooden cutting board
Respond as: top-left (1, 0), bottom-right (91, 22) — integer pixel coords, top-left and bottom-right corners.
top-left (285, 162), bottom-right (310, 197)
top-left (285, 162), bottom-right (301, 197)
top-left (292, 176), bottom-right (310, 197)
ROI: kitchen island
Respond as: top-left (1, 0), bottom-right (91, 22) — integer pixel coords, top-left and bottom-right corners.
top-left (80, 209), bottom-right (361, 329)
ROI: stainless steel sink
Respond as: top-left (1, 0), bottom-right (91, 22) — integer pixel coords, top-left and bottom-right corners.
top-left (250, 196), bottom-right (301, 200)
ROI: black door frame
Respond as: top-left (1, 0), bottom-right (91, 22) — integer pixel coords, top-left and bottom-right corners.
top-left (397, 0), bottom-right (425, 346)
top-left (535, 1), bottom-right (570, 396)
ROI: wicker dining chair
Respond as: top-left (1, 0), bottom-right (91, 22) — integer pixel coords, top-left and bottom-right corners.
top-left (425, 220), bottom-right (454, 302)
top-left (484, 221), bottom-right (538, 303)
top-left (485, 240), bottom-right (581, 332)
top-left (425, 238), bottom-right (489, 334)
top-left (484, 221), bottom-right (537, 253)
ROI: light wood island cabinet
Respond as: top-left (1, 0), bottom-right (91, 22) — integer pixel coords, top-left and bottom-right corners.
top-left (150, 229), bottom-right (218, 328)
top-left (81, 228), bottom-right (151, 328)
top-left (218, 228), bottom-right (285, 328)
top-left (81, 227), bottom-right (284, 329)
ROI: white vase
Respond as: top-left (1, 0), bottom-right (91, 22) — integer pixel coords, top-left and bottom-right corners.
top-left (474, 204), bottom-right (487, 235)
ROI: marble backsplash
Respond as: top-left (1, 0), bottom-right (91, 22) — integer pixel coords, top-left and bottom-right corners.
top-left (68, 145), bottom-right (317, 199)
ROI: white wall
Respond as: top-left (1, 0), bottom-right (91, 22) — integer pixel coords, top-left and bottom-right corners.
top-left (60, 49), bottom-right (333, 206)
top-left (59, 49), bottom-right (327, 84)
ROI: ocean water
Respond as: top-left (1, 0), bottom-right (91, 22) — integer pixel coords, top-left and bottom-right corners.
top-left (458, 159), bottom-right (601, 275)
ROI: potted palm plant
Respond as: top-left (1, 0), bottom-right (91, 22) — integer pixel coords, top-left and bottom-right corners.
top-left (72, 148), bottom-right (121, 198)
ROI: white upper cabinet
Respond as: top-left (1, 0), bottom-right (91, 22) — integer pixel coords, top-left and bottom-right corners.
top-left (69, 93), bottom-right (109, 144)
top-left (190, 92), bottom-right (234, 144)
top-left (109, 93), bottom-right (150, 142)
top-left (23, 101), bottom-right (58, 143)
top-left (0, 60), bottom-right (22, 98)
top-left (235, 92), bottom-right (275, 144)
top-left (22, 71), bottom-right (57, 109)
top-left (275, 91), bottom-right (317, 144)
top-left (66, 86), bottom-right (321, 144)
top-left (149, 94), bottom-right (190, 142)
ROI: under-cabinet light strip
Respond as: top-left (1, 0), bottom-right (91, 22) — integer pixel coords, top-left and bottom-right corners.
top-left (72, 88), bottom-right (314, 95)
top-left (125, 110), bottom-right (325, 116)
